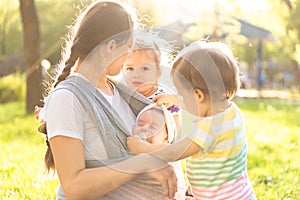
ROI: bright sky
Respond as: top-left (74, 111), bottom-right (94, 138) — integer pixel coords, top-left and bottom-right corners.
top-left (235, 0), bottom-right (269, 11)
top-left (140, 0), bottom-right (270, 25)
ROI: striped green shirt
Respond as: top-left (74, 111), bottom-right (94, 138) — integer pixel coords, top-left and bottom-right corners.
top-left (186, 103), bottom-right (256, 199)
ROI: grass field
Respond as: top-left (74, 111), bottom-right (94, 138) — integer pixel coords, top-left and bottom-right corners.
top-left (0, 98), bottom-right (300, 199)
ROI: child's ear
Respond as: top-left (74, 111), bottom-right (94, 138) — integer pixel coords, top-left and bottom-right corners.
top-left (106, 39), bottom-right (117, 53)
top-left (194, 88), bottom-right (205, 102)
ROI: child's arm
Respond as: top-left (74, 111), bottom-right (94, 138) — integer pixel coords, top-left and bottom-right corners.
top-left (127, 136), bottom-right (168, 154)
top-left (152, 94), bottom-right (181, 108)
top-left (127, 136), bottom-right (202, 162)
top-left (152, 137), bottom-right (202, 162)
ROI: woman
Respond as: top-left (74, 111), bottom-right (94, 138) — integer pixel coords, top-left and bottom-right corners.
top-left (38, 1), bottom-right (177, 199)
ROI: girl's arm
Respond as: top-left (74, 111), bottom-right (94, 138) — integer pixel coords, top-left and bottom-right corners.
top-left (50, 136), bottom-right (177, 200)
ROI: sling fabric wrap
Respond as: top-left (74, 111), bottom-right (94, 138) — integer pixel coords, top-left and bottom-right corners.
top-left (54, 75), bottom-right (151, 163)
top-left (51, 75), bottom-right (169, 200)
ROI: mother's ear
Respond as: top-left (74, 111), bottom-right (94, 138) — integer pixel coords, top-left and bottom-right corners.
top-left (106, 39), bottom-right (117, 53)
top-left (194, 88), bottom-right (206, 102)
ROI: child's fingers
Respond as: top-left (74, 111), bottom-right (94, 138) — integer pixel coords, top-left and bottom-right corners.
top-left (152, 95), bottom-right (159, 103)
top-left (34, 106), bottom-right (42, 121)
top-left (153, 94), bottom-right (180, 107)
top-left (152, 94), bottom-right (168, 105)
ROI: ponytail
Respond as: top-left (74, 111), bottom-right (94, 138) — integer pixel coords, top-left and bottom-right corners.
top-left (38, 55), bottom-right (76, 172)
top-left (38, 123), bottom-right (55, 172)
top-left (54, 56), bottom-right (77, 88)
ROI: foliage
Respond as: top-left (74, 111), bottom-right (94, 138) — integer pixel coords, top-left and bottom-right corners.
top-left (0, 0), bottom-right (79, 64)
top-left (285, 0), bottom-right (300, 43)
top-left (0, 72), bottom-right (25, 103)
top-left (1, 99), bottom-right (299, 199)
top-left (1, 0), bottom-right (300, 89)
top-left (0, 0), bottom-right (22, 54)
top-left (36, 0), bottom-right (80, 64)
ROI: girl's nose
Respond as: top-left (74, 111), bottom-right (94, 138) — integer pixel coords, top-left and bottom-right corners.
top-left (133, 70), bottom-right (142, 77)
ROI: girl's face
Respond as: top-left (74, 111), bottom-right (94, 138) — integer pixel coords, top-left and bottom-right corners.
top-left (123, 50), bottom-right (161, 95)
top-left (132, 109), bottom-right (168, 144)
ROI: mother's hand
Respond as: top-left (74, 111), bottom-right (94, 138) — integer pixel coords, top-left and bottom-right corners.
top-left (146, 164), bottom-right (178, 199)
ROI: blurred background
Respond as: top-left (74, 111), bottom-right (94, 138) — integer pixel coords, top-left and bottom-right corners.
top-left (0, 0), bottom-right (300, 112)
top-left (0, 1), bottom-right (299, 199)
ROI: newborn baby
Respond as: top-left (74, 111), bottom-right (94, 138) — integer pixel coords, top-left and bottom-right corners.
top-left (131, 103), bottom-right (186, 200)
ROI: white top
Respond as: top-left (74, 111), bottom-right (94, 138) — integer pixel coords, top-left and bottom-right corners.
top-left (42, 73), bottom-right (185, 199)
top-left (44, 74), bottom-right (136, 161)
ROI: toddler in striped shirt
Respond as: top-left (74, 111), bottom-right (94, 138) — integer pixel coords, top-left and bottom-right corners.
top-left (127, 41), bottom-right (256, 200)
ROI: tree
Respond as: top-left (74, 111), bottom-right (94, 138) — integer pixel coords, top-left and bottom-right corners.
top-left (280, 0), bottom-right (300, 90)
top-left (19, 0), bottom-right (42, 113)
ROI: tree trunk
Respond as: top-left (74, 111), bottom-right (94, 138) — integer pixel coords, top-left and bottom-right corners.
top-left (0, 12), bottom-right (8, 54)
top-left (19, 0), bottom-right (43, 113)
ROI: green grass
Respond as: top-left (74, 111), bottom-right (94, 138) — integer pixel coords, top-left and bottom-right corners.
top-left (235, 98), bottom-right (300, 200)
top-left (0, 102), bottom-right (58, 200)
top-left (1, 98), bottom-right (300, 199)
top-left (0, 72), bottom-right (25, 103)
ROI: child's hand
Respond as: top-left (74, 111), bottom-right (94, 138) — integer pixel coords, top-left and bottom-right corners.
top-left (34, 106), bottom-right (43, 122)
top-left (127, 135), bottom-right (150, 154)
top-left (152, 94), bottom-right (181, 107)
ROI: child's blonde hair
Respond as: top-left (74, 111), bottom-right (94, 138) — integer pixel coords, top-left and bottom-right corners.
top-left (133, 34), bottom-right (161, 68)
top-left (127, 30), bottom-right (174, 72)
top-left (171, 41), bottom-right (240, 100)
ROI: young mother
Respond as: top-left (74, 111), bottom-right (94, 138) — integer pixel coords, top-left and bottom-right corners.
top-left (38, 1), bottom-right (177, 199)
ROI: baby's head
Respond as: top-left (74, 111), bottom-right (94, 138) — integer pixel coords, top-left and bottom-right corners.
top-left (132, 104), bottom-right (176, 144)
top-left (171, 41), bottom-right (240, 115)
top-left (123, 33), bottom-right (162, 96)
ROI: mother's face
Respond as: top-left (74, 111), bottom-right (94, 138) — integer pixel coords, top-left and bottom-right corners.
top-left (106, 36), bottom-right (133, 76)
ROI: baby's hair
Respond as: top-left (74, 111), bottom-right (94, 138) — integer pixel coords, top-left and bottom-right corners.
top-left (38, 0), bottom-right (137, 172)
top-left (171, 41), bottom-right (240, 100)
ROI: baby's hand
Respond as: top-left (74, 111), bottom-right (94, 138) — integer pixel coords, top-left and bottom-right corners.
top-left (127, 135), bottom-right (150, 154)
top-left (152, 94), bottom-right (181, 107)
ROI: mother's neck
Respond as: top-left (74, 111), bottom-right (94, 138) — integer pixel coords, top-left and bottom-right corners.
top-left (75, 59), bottom-right (113, 95)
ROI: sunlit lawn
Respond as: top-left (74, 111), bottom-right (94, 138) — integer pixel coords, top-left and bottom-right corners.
top-left (0, 98), bottom-right (299, 199)
top-left (0, 102), bottom-right (58, 200)
top-left (235, 98), bottom-right (300, 200)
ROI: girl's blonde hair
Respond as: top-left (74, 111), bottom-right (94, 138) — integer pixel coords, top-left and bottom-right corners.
top-left (127, 30), bottom-right (175, 72)
top-left (171, 41), bottom-right (240, 100)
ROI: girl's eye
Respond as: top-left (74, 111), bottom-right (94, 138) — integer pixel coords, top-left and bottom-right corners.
top-left (125, 67), bottom-right (134, 72)
top-left (142, 66), bottom-right (150, 71)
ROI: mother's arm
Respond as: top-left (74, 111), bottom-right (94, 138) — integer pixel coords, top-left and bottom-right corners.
top-left (50, 136), bottom-right (177, 200)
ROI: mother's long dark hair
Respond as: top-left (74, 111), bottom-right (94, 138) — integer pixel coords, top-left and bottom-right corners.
top-left (38, 0), bottom-right (136, 172)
